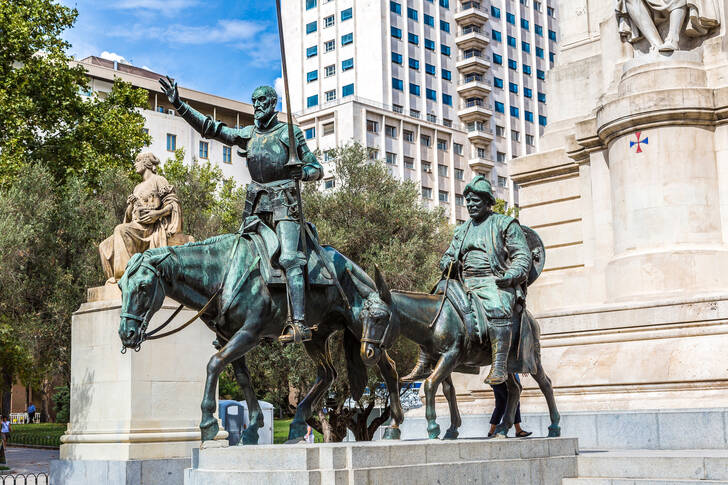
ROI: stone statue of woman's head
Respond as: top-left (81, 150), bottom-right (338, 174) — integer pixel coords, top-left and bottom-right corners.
top-left (134, 152), bottom-right (161, 174)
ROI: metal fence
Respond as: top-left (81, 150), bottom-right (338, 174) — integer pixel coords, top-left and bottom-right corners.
top-left (8, 415), bottom-right (40, 426)
top-left (0, 474), bottom-right (48, 485)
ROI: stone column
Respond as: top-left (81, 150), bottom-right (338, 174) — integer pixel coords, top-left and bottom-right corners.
top-left (598, 53), bottom-right (728, 301)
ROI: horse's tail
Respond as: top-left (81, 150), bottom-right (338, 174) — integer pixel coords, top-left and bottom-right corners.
top-left (343, 328), bottom-right (367, 401)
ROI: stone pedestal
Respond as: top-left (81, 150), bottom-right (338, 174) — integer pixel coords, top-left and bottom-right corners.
top-left (184, 438), bottom-right (578, 485)
top-left (50, 286), bottom-right (225, 484)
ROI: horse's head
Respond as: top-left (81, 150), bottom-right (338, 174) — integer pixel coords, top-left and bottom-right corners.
top-left (358, 267), bottom-right (399, 367)
top-left (117, 252), bottom-right (169, 351)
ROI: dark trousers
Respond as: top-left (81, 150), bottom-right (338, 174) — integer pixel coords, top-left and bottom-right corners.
top-left (489, 382), bottom-right (521, 425)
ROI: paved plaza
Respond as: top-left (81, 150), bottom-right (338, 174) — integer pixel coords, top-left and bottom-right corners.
top-left (3, 447), bottom-right (57, 475)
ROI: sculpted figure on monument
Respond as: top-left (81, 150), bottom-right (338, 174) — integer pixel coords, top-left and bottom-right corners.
top-left (158, 76), bottom-right (323, 344)
top-left (99, 152), bottom-right (187, 284)
top-left (616, 0), bottom-right (720, 52)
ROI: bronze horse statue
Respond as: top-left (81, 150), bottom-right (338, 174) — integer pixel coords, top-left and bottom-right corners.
top-left (356, 268), bottom-right (561, 440)
top-left (117, 233), bottom-right (404, 443)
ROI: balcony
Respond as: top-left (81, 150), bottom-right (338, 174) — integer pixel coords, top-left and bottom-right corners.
top-left (457, 78), bottom-right (492, 98)
top-left (458, 102), bottom-right (493, 122)
top-left (468, 157), bottom-right (495, 172)
top-left (466, 125), bottom-right (495, 144)
top-left (454, 2), bottom-right (489, 24)
top-left (456, 53), bottom-right (490, 74)
top-left (455, 28), bottom-right (489, 50)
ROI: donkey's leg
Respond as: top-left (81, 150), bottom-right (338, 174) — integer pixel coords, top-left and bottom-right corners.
top-left (200, 325), bottom-right (260, 442)
top-left (287, 336), bottom-right (336, 442)
top-left (532, 361), bottom-right (561, 437)
top-left (229, 356), bottom-right (264, 445)
top-left (424, 349), bottom-right (459, 439)
top-left (378, 351), bottom-right (403, 440)
top-left (442, 375), bottom-right (462, 440)
top-left (494, 374), bottom-right (522, 438)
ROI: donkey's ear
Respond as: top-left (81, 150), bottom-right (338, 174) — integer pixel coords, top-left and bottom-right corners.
top-left (374, 265), bottom-right (392, 306)
top-left (347, 269), bottom-right (374, 298)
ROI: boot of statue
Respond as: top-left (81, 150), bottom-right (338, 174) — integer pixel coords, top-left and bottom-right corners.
top-left (484, 324), bottom-right (512, 385)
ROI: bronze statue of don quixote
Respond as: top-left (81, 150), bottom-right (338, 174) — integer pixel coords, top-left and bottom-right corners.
top-left (116, 0), bottom-right (560, 445)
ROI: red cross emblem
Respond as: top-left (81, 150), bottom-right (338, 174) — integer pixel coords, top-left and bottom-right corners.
top-left (630, 132), bottom-right (648, 153)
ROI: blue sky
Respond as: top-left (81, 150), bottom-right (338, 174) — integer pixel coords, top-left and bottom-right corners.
top-left (61, 0), bottom-right (283, 103)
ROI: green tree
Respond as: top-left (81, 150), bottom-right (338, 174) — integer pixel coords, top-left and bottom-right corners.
top-left (0, 0), bottom-right (150, 187)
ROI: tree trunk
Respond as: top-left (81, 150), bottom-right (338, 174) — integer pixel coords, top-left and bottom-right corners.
top-left (0, 371), bottom-right (12, 417)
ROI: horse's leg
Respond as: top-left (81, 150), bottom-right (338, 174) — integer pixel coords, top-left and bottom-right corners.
top-left (532, 361), bottom-right (561, 437)
top-left (287, 336), bottom-right (336, 442)
top-left (442, 375), bottom-right (462, 440)
top-left (494, 373), bottom-right (522, 438)
top-left (200, 325), bottom-right (260, 442)
top-left (229, 356), bottom-right (264, 445)
top-left (424, 349), bottom-right (459, 439)
top-left (377, 351), bottom-right (403, 440)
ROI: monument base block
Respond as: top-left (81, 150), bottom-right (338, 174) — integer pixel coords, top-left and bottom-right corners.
top-left (184, 438), bottom-right (578, 485)
top-left (50, 457), bottom-right (189, 485)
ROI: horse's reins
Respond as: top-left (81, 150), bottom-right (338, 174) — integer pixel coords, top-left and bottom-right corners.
top-left (121, 235), bottom-right (258, 353)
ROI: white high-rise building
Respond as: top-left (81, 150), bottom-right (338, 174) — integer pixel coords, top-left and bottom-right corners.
top-left (282, 0), bottom-right (558, 222)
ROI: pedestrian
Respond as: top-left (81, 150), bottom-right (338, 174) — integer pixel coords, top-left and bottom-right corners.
top-left (27, 402), bottom-right (36, 424)
top-left (305, 425), bottom-right (315, 444)
top-left (1, 416), bottom-right (10, 451)
top-left (488, 375), bottom-right (532, 438)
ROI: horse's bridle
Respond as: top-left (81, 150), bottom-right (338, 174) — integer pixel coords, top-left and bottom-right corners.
top-left (360, 301), bottom-right (396, 350)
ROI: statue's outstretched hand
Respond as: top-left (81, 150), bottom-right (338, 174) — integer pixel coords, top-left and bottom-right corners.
top-left (159, 75), bottom-right (180, 107)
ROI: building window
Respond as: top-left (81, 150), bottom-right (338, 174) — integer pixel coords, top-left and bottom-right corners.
top-left (521, 18), bottom-right (529, 29)
top-left (307, 70), bottom-right (318, 82)
top-left (442, 68), bottom-right (451, 80)
top-left (421, 134), bottom-right (431, 147)
top-left (385, 125), bottom-right (397, 138)
top-left (393, 104), bottom-right (403, 113)
top-left (422, 161), bottom-right (432, 172)
top-left (538, 92), bottom-right (546, 103)
top-left (492, 29), bottom-right (502, 41)
top-left (547, 6), bottom-right (554, 16)
top-left (548, 29), bottom-right (557, 41)
top-left (439, 190), bottom-right (449, 202)
top-left (525, 110), bottom-right (534, 122)
top-left (324, 149), bottom-right (335, 161)
top-left (408, 32), bottom-right (419, 45)
top-left (497, 151), bottom-right (506, 162)
top-left (507, 35), bottom-right (516, 47)
top-left (325, 89), bottom-right (336, 102)
top-left (439, 0), bottom-right (449, 8)
top-left (307, 95), bottom-right (318, 107)
top-left (539, 115), bottom-right (547, 126)
top-left (523, 64), bottom-right (532, 75)
top-left (386, 152), bottom-right (397, 164)
top-left (494, 77), bottom-right (504, 88)
top-left (512, 130), bottom-right (520, 141)
top-left (342, 83), bottom-right (354, 96)
top-left (324, 15), bottom-right (335, 28)
top-left (199, 141), bottom-right (208, 159)
top-left (390, 0), bottom-right (401, 14)
top-left (422, 186), bottom-right (433, 198)
top-left (455, 167), bottom-right (464, 179)
top-left (550, 52), bottom-right (555, 63)
top-left (491, 5), bottom-right (501, 17)
top-left (424, 13), bottom-right (434, 26)
top-left (325, 64), bottom-right (336, 77)
top-left (306, 46), bottom-right (317, 58)
top-left (404, 156), bottom-right (414, 169)
top-left (506, 12), bottom-right (515, 24)
top-left (524, 87), bottom-right (533, 98)
top-left (425, 63), bottom-right (436, 75)
top-left (496, 125), bottom-right (505, 137)
top-left (426, 88), bottom-right (436, 100)
top-left (455, 194), bottom-right (464, 206)
top-left (392, 52), bottom-right (403, 64)
top-left (522, 41), bottom-right (531, 53)
top-left (438, 163), bottom-right (448, 176)
top-left (537, 69), bottom-right (545, 80)
top-left (427, 113), bottom-right (437, 123)
top-left (305, 127), bottom-right (316, 139)
top-left (493, 53), bottom-right (503, 64)
top-left (498, 176), bottom-right (507, 188)
top-left (410, 108), bottom-right (420, 118)
top-left (367, 120), bottom-right (379, 133)
top-left (410, 83), bottom-right (421, 96)
top-left (443, 118), bottom-right (453, 127)
top-left (536, 47), bottom-right (544, 58)
top-left (368, 148), bottom-right (379, 159)
top-left (409, 58), bottom-right (420, 70)
top-left (341, 7), bottom-right (353, 21)
top-left (342, 58), bottom-right (354, 70)
top-left (494, 101), bottom-right (504, 113)
top-left (222, 146), bottom-right (232, 163)
top-left (323, 122), bottom-right (334, 135)
top-left (510, 106), bottom-right (520, 118)
top-left (509, 82), bottom-right (518, 93)
top-left (407, 7), bottom-right (418, 20)
top-left (441, 44), bottom-right (451, 56)
top-left (442, 93), bottom-right (453, 106)
top-left (166, 133), bottom-right (176, 151)
top-left (437, 139), bottom-right (448, 151)
top-left (440, 20), bottom-right (450, 32)
top-left (535, 24), bottom-right (543, 35)
top-left (325, 40), bottom-right (336, 52)
top-left (306, 21), bottom-right (317, 34)
top-left (306, 0), bottom-right (316, 10)
top-left (391, 26), bottom-right (402, 38)
top-left (404, 130), bottom-right (414, 142)
top-left (341, 33), bottom-right (353, 45)
top-left (526, 134), bottom-right (535, 146)
top-left (454, 143), bottom-right (463, 155)
top-left (425, 38), bottom-right (435, 50)
top-left (508, 58), bottom-right (518, 70)
top-left (392, 77), bottom-right (404, 90)
top-left (324, 178), bottom-right (335, 189)
top-left (477, 147), bottom-right (487, 158)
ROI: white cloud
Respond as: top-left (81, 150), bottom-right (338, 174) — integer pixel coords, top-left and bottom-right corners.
top-left (100, 51), bottom-right (130, 64)
top-left (110, 0), bottom-right (200, 11)
top-left (112, 19), bottom-right (266, 46)
top-left (274, 77), bottom-right (285, 100)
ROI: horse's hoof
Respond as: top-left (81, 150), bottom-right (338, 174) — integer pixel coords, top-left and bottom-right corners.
top-left (427, 423), bottom-right (441, 440)
top-left (287, 419), bottom-right (308, 442)
top-left (443, 429), bottom-right (459, 440)
top-left (383, 426), bottom-right (401, 440)
top-left (547, 425), bottom-right (561, 437)
top-left (200, 420), bottom-right (219, 442)
top-left (242, 427), bottom-right (260, 445)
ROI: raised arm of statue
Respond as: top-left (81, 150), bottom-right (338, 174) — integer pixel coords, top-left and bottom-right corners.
top-left (159, 76), bottom-right (243, 147)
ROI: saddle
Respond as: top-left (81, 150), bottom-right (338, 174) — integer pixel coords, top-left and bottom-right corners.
top-left (241, 216), bottom-right (336, 287)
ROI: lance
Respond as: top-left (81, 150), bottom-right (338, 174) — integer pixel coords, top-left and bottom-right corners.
top-left (275, 0), bottom-right (309, 284)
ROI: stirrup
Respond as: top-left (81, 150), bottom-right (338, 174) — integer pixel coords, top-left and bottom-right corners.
top-left (278, 320), bottom-right (313, 344)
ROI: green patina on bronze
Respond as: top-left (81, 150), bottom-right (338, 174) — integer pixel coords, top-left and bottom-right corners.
top-left (357, 175), bottom-right (561, 440)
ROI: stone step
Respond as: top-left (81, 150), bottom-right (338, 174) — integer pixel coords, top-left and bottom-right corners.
top-left (574, 450), bottom-right (728, 482)
top-left (564, 479), bottom-right (728, 485)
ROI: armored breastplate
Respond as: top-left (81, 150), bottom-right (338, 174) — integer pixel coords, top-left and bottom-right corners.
top-left (246, 125), bottom-right (290, 183)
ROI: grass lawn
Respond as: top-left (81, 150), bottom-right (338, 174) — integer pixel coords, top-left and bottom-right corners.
top-left (273, 418), bottom-right (323, 444)
top-left (7, 423), bottom-right (66, 448)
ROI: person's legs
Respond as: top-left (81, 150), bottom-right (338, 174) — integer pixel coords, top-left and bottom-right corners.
top-left (489, 383), bottom-right (507, 435)
top-left (661, 6), bottom-right (686, 51)
top-left (276, 221), bottom-right (310, 343)
top-left (625, 0), bottom-right (665, 50)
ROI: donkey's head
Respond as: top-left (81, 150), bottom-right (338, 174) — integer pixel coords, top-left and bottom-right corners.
top-left (117, 251), bottom-right (170, 351)
top-left (358, 267), bottom-right (399, 367)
